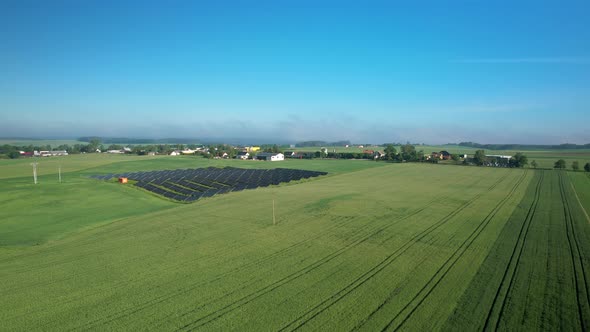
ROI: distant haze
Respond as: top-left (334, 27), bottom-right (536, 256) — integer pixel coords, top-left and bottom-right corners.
top-left (1, 2), bottom-right (589, 144)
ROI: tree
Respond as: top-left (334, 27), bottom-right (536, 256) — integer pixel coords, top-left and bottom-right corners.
top-left (531, 160), bottom-right (538, 169)
top-left (400, 144), bottom-right (417, 161)
top-left (383, 144), bottom-right (397, 161)
top-left (509, 152), bottom-right (528, 168)
top-left (451, 154), bottom-right (460, 163)
top-left (572, 161), bottom-right (579, 171)
top-left (88, 138), bottom-right (101, 152)
top-left (473, 150), bottom-right (486, 166)
top-left (554, 159), bottom-right (566, 169)
top-left (585, 162), bottom-right (590, 172)
top-left (7, 150), bottom-right (20, 159)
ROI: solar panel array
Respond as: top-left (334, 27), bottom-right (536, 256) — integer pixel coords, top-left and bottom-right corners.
top-left (90, 167), bottom-right (327, 202)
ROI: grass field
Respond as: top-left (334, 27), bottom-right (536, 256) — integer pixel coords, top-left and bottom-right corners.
top-left (1, 155), bottom-right (589, 330)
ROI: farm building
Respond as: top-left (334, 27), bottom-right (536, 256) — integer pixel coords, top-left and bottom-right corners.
top-left (440, 151), bottom-right (451, 160)
top-left (36, 150), bottom-right (68, 157)
top-left (283, 151), bottom-right (296, 157)
top-left (256, 152), bottom-right (285, 161)
top-left (236, 152), bottom-right (250, 160)
top-left (486, 155), bottom-right (512, 160)
top-left (373, 151), bottom-right (385, 159)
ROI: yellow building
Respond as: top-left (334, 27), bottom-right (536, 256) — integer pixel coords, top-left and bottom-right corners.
top-left (245, 146), bottom-right (261, 152)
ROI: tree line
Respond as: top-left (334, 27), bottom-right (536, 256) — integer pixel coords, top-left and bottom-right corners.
top-left (458, 142), bottom-right (590, 150)
top-left (553, 159), bottom-right (590, 172)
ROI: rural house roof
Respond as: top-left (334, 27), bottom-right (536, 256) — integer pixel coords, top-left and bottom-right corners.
top-left (256, 152), bottom-right (282, 157)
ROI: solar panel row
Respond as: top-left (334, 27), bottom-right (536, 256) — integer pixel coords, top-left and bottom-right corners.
top-left (91, 167), bottom-right (327, 202)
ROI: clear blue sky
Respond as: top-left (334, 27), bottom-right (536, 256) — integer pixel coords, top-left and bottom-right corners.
top-left (1, 0), bottom-right (589, 144)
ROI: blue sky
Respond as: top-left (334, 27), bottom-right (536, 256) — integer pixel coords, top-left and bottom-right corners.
top-left (1, 0), bottom-right (589, 144)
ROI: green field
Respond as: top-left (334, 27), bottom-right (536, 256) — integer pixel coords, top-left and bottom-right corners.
top-left (1, 155), bottom-right (589, 330)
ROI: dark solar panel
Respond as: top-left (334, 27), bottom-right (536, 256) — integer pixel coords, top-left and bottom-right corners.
top-left (91, 166), bottom-right (326, 202)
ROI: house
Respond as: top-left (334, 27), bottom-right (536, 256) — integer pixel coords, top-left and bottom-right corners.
top-left (439, 151), bottom-right (451, 160)
top-left (236, 152), bottom-right (250, 160)
top-left (430, 152), bottom-right (441, 160)
top-left (147, 152), bottom-right (156, 156)
top-left (283, 151), bottom-right (296, 157)
top-left (118, 177), bottom-right (128, 184)
top-left (373, 151), bottom-right (385, 159)
top-left (19, 151), bottom-right (34, 157)
top-left (292, 152), bottom-right (315, 159)
top-left (221, 152), bottom-right (229, 159)
top-left (169, 150), bottom-right (181, 156)
top-left (37, 150), bottom-right (68, 157)
top-left (107, 149), bottom-right (124, 154)
top-left (256, 152), bottom-right (285, 161)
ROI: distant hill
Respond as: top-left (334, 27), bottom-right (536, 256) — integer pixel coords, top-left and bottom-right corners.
top-left (296, 140), bottom-right (351, 147)
top-left (78, 137), bottom-right (205, 144)
top-left (454, 142), bottom-right (590, 150)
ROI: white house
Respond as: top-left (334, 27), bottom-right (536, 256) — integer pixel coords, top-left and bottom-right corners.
top-left (170, 150), bottom-right (181, 156)
top-left (256, 152), bottom-right (285, 161)
top-left (236, 152), bottom-right (250, 160)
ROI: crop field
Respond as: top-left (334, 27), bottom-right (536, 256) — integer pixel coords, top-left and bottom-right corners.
top-left (1, 155), bottom-right (590, 331)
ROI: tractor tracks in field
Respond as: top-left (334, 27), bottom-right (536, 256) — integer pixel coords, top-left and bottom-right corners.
top-left (274, 173), bottom-right (510, 332)
top-left (558, 172), bottom-right (590, 330)
top-left (164, 179), bottom-right (494, 331)
top-left (482, 170), bottom-right (545, 331)
top-left (170, 198), bottom-right (444, 331)
top-left (570, 182), bottom-right (590, 224)
top-left (67, 214), bottom-right (361, 330)
top-left (73, 194), bottom-right (442, 331)
top-left (370, 170), bottom-right (528, 331)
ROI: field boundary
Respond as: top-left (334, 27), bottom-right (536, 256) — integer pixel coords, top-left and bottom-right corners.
top-left (570, 183), bottom-right (590, 224)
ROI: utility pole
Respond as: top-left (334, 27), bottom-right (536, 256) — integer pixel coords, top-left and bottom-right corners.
top-left (31, 162), bottom-right (38, 184)
top-left (272, 198), bottom-right (277, 225)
